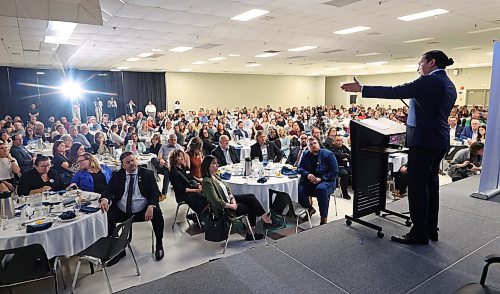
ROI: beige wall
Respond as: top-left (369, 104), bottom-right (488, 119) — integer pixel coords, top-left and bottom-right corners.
top-left (325, 67), bottom-right (492, 109)
top-left (166, 72), bottom-right (325, 111)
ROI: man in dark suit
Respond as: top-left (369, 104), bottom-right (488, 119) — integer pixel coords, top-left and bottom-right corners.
top-left (250, 130), bottom-right (283, 162)
top-left (448, 115), bottom-right (463, 141)
top-left (286, 134), bottom-right (308, 166)
top-left (331, 135), bottom-right (352, 200)
top-left (99, 152), bottom-right (165, 261)
top-left (459, 118), bottom-right (480, 144)
top-left (233, 121), bottom-right (249, 139)
top-left (341, 50), bottom-right (456, 245)
top-left (297, 137), bottom-right (339, 225)
top-left (211, 135), bottom-right (240, 166)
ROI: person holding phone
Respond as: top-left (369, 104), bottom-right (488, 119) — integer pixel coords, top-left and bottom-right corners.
top-left (448, 142), bottom-right (484, 182)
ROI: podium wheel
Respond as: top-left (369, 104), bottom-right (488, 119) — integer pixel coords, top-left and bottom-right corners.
top-left (346, 219), bottom-right (352, 226)
top-left (405, 220), bottom-right (412, 227)
top-left (377, 231), bottom-right (384, 238)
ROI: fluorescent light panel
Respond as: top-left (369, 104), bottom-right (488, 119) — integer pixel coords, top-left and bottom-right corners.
top-left (397, 9), bottom-right (449, 21)
top-left (169, 46), bottom-right (193, 52)
top-left (453, 45), bottom-right (479, 50)
top-left (356, 52), bottom-right (381, 56)
top-left (178, 68), bottom-right (192, 72)
top-left (366, 61), bottom-right (388, 65)
top-left (326, 67), bottom-right (341, 71)
top-left (126, 57), bottom-right (140, 61)
top-left (152, 48), bottom-right (163, 52)
top-left (349, 65), bottom-right (365, 69)
top-left (467, 27), bottom-right (500, 34)
top-left (228, 54), bottom-right (240, 57)
top-left (110, 69), bottom-right (121, 72)
top-left (209, 57), bottom-right (226, 61)
top-left (192, 61), bottom-right (207, 64)
top-left (403, 37), bottom-right (435, 43)
top-left (255, 52), bottom-right (279, 58)
top-left (288, 46), bottom-right (317, 52)
top-left (333, 26), bottom-right (370, 35)
top-left (231, 9), bottom-right (269, 21)
top-left (246, 63), bottom-right (261, 67)
top-left (44, 20), bottom-right (77, 44)
top-left (138, 52), bottom-right (154, 57)
top-left (116, 66), bottom-right (129, 70)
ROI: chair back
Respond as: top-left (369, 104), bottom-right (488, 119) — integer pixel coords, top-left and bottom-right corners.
top-left (269, 189), bottom-right (294, 218)
top-left (0, 244), bottom-right (51, 285)
top-left (108, 215), bottom-right (134, 260)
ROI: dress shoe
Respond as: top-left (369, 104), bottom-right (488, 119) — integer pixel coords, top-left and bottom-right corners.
top-left (155, 247), bottom-right (165, 261)
top-left (320, 218), bottom-right (328, 225)
top-left (343, 194), bottom-right (352, 200)
top-left (107, 250), bottom-right (126, 266)
top-left (245, 232), bottom-right (264, 241)
top-left (301, 207), bottom-right (316, 221)
top-left (391, 233), bottom-right (429, 245)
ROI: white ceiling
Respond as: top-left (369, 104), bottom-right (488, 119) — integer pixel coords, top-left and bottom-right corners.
top-left (0, 0), bottom-right (499, 76)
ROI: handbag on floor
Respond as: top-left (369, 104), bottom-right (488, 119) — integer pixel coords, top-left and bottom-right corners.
top-left (205, 212), bottom-right (229, 242)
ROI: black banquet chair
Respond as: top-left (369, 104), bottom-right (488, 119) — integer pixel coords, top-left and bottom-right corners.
top-left (0, 243), bottom-right (65, 294)
top-left (71, 216), bottom-right (139, 294)
top-left (453, 254), bottom-right (500, 294)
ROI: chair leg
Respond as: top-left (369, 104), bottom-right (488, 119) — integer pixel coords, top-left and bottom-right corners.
top-left (56, 258), bottom-right (67, 289)
top-left (306, 210), bottom-right (312, 229)
top-left (89, 263), bottom-right (95, 274)
top-left (128, 244), bottom-right (141, 276)
top-left (195, 212), bottom-right (203, 231)
top-left (102, 266), bottom-right (113, 294)
top-left (71, 259), bottom-right (82, 293)
top-left (333, 192), bottom-right (338, 216)
top-left (171, 203), bottom-right (180, 229)
top-left (223, 222), bottom-right (233, 254)
top-left (151, 230), bottom-right (155, 255)
top-left (244, 216), bottom-right (256, 243)
top-left (185, 206), bottom-right (192, 226)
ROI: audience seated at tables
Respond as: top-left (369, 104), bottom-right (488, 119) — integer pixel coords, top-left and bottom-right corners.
top-left (448, 115), bottom-right (464, 141)
top-left (250, 120), bottom-right (264, 140)
top-left (286, 134), bottom-right (308, 167)
top-left (125, 133), bottom-right (146, 153)
top-left (52, 140), bottom-right (74, 185)
top-left (174, 124), bottom-right (185, 146)
top-left (323, 127), bottom-right (338, 151)
top-left (152, 134), bottom-right (184, 195)
top-left (211, 135), bottom-right (240, 166)
top-left (23, 126), bottom-right (36, 145)
top-left (79, 124), bottom-right (95, 145)
top-left (201, 155), bottom-right (273, 241)
top-left (477, 125), bottom-right (486, 143)
top-left (459, 118), bottom-right (480, 144)
top-left (69, 125), bottom-right (91, 148)
top-left (18, 156), bottom-right (64, 195)
top-left (297, 137), bottom-right (339, 225)
top-left (71, 152), bottom-right (112, 194)
top-left (185, 123), bottom-right (198, 143)
top-left (0, 129), bottom-right (13, 148)
top-left (99, 152), bottom-right (165, 261)
top-left (148, 134), bottom-right (162, 155)
top-left (278, 127), bottom-right (290, 158)
top-left (250, 130), bottom-right (282, 162)
top-left (109, 124), bottom-right (124, 146)
top-left (60, 134), bottom-right (73, 151)
top-left (51, 123), bottom-right (66, 141)
top-left (0, 142), bottom-right (20, 193)
top-left (330, 135), bottom-right (352, 200)
top-left (186, 137), bottom-right (204, 180)
top-left (267, 127), bottom-right (281, 150)
top-left (199, 128), bottom-right (216, 156)
top-left (69, 142), bottom-right (85, 169)
top-left (168, 149), bottom-right (209, 216)
top-left (10, 134), bottom-right (34, 174)
top-left (138, 120), bottom-right (151, 137)
top-left (233, 121), bottom-right (249, 139)
top-left (91, 131), bottom-right (112, 155)
top-left (213, 123), bottom-right (231, 143)
top-left (448, 141), bottom-right (484, 182)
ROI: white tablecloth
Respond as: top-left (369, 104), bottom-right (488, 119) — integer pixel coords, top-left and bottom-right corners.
top-left (221, 165), bottom-right (300, 211)
top-left (101, 153), bottom-right (156, 171)
top-left (230, 139), bottom-right (255, 160)
top-left (0, 194), bottom-right (107, 259)
top-left (388, 153), bottom-right (408, 172)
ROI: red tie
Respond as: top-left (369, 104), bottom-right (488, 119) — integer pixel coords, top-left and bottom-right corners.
top-left (294, 148), bottom-right (304, 166)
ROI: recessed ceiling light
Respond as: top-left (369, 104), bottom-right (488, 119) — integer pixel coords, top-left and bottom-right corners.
top-left (36, 72), bottom-right (45, 75)
top-left (403, 37), bottom-right (435, 43)
top-left (152, 48), bottom-right (164, 52)
top-left (255, 52), bottom-right (279, 58)
top-left (44, 36), bottom-right (67, 44)
top-left (349, 65), bottom-right (365, 69)
top-left (169, 46), bottom-right (193, 52)
top-left (231, 9), bottom-right (269, 21)
top-left (246, 63), bottom-right (261, 67)
top-left (397, 9), bottom-right (449, 21)
top-left (137, 53), bottom-right (154, 57)
top-left (116, 66), bottom-right (130, 70)
top-left (306, 73), bottom-right (320, 76)
top-left (228, 54), bottom-right (240, 57)
top-left (288, 46), bottom-right (317, 52)
top-left (366, 61), bottom-right (388, 65)
top-left (126, 57), bottom-right (140, 62)
top-left (453, 45), bottom-right (479, 50)
top-left (469, 63), bottom-right (491, 67)
top-left (209, 57), bottom-right (226, 61)
top-left (178, 68), bottom-right (192, 72)
top-left (325, 67), bottom-right (341, 71)
top-left (333, 26), bottom-right (371, 35)
top-left (356, 52), bottom-right (381, 57)
top-left (192, 61), bottom-right (207, 65)
top-left (467, 27), bottom-right (500, 34)
top-left (110, 69), bottom-right (121, 72)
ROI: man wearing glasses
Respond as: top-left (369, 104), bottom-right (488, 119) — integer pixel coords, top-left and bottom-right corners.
top-left (10, 134), bottom-right (35, 174)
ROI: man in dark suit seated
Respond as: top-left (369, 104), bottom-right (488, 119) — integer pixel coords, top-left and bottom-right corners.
top-left (448, 116), bottom-right (463, 141)
top-left (297, 137), bottom-right (339, 225)
top-left (331, 135), bottom-right (352, 200)
top-left (99, 152), bottom-right (165, 261)
top-left (233, 121), bottom-right (249, 139)
top-left (459, 118), bottom-right (480, 145)
top-left (286, 134), bottom-right (308, 166)
top-left (211, 135), bottom-right (240, 166)
top-left (250, 130), bottom-right (283, 162)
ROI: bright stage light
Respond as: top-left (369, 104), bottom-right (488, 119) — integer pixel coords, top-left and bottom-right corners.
top-left (61, 81), bottom-right (82, 98)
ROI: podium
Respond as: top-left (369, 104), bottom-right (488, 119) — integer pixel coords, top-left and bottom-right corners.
top-left (345, 118), bottom-right (411, 238)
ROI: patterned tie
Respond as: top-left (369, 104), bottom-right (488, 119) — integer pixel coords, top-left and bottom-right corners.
top-left (294, 148), bottom-right (304, 166)
top-left (126, 174), bottom-right (135, 214)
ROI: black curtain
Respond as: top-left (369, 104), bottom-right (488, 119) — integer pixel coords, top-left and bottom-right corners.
top-left (0, 66), bottom-right (166, 123)
top-left (122, 72), bottom-right (167, 114)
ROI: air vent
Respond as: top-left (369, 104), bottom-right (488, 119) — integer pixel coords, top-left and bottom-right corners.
top-left (471, 47), bottom-right (482, 50)
top-left (322, 0), bottom-right (361, 7)
top-left (319, 49), bottom-right (345, 54)
top-left (287, 55), bottom-right (306, 59)
top-left (264, 50), bottom-right (281, 53)
top-left (301, 63), bottom-right (313, 66)
top-left (366, 32), bottom-right (380, 35)
top-left (427, 41), bottom-right (440, 44)
top-left (196, 43), bottom-right (222, 49)
top-left (145, 54), bottom-right (164, 58)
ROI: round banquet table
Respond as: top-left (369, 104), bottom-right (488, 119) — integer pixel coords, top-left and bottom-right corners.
top-left (0, 192), bottom-right (107, 259)
top-left (220, 164), bottom-right (300, 212)
top-left (229, 139), bottom-right (255, 160)
top-left (99, 153), bottom-right (156, 171)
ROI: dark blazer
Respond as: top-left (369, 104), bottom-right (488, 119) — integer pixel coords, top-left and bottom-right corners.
top-left (362, 70), bottom-right (456, 149)
top-left (201, 176), bottom-right (234, 218)
top-left (233, 129), bottom-right (249, 138)
top-left (10, 145), bottom-right (33, 174)
top-left (459, 126), bottom-right (475, 141)
top-left (331, 145), bottom-right (351, 168)
top-left (212, 145), bottom-right (240, 166)
top-left (101, 167), bottom-right (160, 208)
top-left (452, 125), bottom-right (464, 139)
top-left (286, 146), bottom-right (306, 166)
top-left (297, 149), bottom-right (339, 191)
top-left (250, 141), bottom-right (283, 162)
top-left (213, 130), bottom-right (231, 143)
top-left (169, 166), bottom-right (197, 203)
top-left (18, 168), bottom-right (64, 196)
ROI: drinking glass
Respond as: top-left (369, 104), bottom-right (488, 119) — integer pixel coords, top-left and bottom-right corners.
top-left (0, 214), bottom-right (8, 230)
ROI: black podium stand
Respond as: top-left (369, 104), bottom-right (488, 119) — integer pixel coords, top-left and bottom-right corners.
top-left (345, 118), bottom-right (411, 238)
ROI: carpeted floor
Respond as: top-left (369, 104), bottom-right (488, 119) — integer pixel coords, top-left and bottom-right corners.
top-left (119, 175), bottom-right (500, 294)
